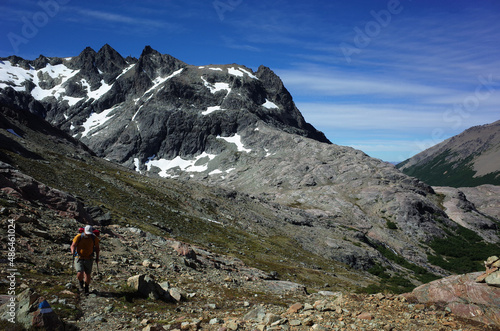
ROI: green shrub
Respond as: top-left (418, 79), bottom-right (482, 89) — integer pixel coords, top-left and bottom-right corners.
top-left (367, 263), bottom-right (390, 279)
top-left (427, 224), bottom-right (500, 273)
top-left (374, 244), bottom-right (439, 283)
top-left (386, 220), bottom-right (398, 230)
top-left (357, 275), bottom-right (415, 294)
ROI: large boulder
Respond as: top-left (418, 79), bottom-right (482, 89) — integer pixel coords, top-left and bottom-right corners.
top-left (404, 272), bottom-right (500, 327)
top-left (127, 274), bottom-right (172, 302)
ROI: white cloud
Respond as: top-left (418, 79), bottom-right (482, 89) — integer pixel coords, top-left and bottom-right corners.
top-left (76, 9), bottom-right (165, 27)
top-left (295, 102), bottom-right (446, 131)
top-left (279, 67), bottom-right (454, 98)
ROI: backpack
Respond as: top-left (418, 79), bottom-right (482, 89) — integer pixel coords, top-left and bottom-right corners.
top-left (74, 233), bottom-right (97, 258)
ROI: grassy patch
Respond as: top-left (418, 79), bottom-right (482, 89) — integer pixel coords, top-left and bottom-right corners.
top-left (367, 263), bottom-right (391, 279)
top-left (385, 220), bottom-right (398, 230)
top-left (357, 275), bottom-right (415, 294)
top-left (427, 224), bottom-right (500, 274)
top-left (373, 244), bottom-right (439, 284)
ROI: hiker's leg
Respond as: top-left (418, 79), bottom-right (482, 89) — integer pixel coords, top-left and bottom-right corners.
top-left (74, 258), bottom-right (85, 287)
top-left (84, 270), bottom-right (91, 285)
top-left (83, 259), bottom-right (93, 293)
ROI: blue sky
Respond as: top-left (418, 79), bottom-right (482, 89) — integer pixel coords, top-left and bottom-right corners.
top-left (1, 0), bottom-right (500, 162)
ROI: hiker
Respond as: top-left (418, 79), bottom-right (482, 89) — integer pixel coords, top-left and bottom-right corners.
top-left (71, 225), bottom-right (100, 294)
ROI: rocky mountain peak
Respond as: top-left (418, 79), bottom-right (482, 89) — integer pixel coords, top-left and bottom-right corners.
top-left (255, 65), bottom-right (330, 143)
top-left (95, 44), bottom-right (127, 77)
top-left (33, 55), bottom-right (50, 70)
top-left (3, 55), bottom-right (31, 70)
top-left (71, 46), bottom-right (97, 67)
top-left (136, 46), bottom-right (186, 80)
top-left (1, 45), bottom-right (331, 167)
top-left (256, 65), bottom-right (283, 89)
top-left (141, 45), bottom-right (160, 57)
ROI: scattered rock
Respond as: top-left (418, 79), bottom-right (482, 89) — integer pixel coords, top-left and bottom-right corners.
top-left (357, 312), bottom-right (373, 320)
top-left (286, 302), bottom-right (303, 314)
top-left (485, 272), bottom-right (500, 287)
top-left (243, 305), bottom-right (266, 322)
top-left (476, 255), bottom-right (500, 287)
top-left (171, 241), bottom-right (197, 260)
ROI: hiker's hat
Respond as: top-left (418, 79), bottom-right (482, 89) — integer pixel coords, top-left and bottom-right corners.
top-left (84, 225), bottom-right (94, 235)
top-left (78, 227), bottom-right (84, 233)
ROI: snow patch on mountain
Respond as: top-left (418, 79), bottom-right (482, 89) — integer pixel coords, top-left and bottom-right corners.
top-left (116, 63), bottom-right (136, 80)
top-left (80, 104), bottom-right (120, 137)
top-left (80, 79), bottom-right (112, 101)
top-left (262, 99), bottom-right (279, 109)
top-left (217, 134), bottom-right (251, 153)
top-left (0, 61), bottom-right (82, 105)
top-left (238, 68), bottom-right (258, 79)
top-left (145, 152), bottom-right (217, 178)
top-left (202, 105), bottom-right (225, 115)
top-left (228, 67), bottom-right (257, 79)
top-left (227, 67), bottom-right (243, 77)
top-left (131, 105), bottom-right (144, 122)
top-left (0, 61), bottom-right (34, 91)
top-left (201, 77), bottom-right (231, 94)
top-left (145, 68), bottom-right (184, 96)
top-left (33, 64), bottom-right (81, 103)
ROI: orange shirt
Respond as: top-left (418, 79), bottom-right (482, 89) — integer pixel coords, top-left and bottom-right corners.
top-left (73, 234), bottom-right (100, 259)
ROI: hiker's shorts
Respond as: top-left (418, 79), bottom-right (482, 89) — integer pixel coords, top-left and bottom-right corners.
top-left (74, 257), bottom-right (93, 274)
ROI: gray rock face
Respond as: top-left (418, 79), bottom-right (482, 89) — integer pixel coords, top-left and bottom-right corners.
top-left (1, 45), bottom-right (328, 169)
top-left (433, 186), bottom-right (499, 243)
top-left (459, 185), bottom-right (500, 220)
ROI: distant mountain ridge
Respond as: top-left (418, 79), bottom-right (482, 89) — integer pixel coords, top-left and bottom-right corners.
top-left (397, 120), bottom-right (500, 187)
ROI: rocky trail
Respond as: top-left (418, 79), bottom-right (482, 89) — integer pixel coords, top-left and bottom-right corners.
top-left (1, 194), bottom-right (498, 331)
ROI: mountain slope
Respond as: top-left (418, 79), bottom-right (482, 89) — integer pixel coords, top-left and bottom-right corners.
top-left (397, 120), bottom-right (500, 187)
top-left (0, 102), bottom-right (364, 291)
top-left (1, 46), bottom-right (500, 292)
